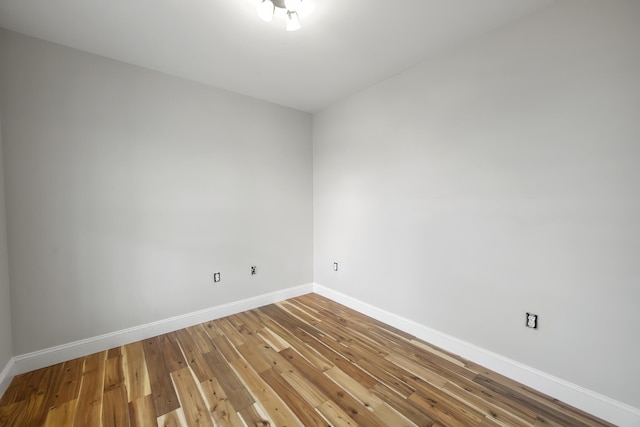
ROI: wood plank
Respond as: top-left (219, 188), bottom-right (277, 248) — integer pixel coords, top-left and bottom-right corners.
top-left (234, 310), bottom-right (267, 335)
top-left (254, 309), bottom-right (334, 371)
top-left (0, 372), bottom-right (30, 407)
top-left (215, 318), bottom-right (248, 347)
top-left (230, 358), bottom-right (302, 426)
top-left (387, 352), bottom-right (449, 389)
top-left (324, 366), bottom-right (417, 427)
top-left (334, 356), bottom-right (379, 388)
top-left (289, 326), bottom-right (353, 366)
top-left (0, 400), bottom-right (26, 427)
top-left (473, 375), bottom-right (605, 426)
top-left (236, 342), bottom-right (273, 373)
top-left (129, 394), bottom-right (156, 427)
top-left (174, 328), bottom-right (216, 383)
top-left (211, 334), bottom-right (241, 363)
top-left (159, 332), bottom-right (187, 373)
top-left (534, 414), bottom-right (567, 427)
top-left (122, 341), bottom-right (151, 402)
top-left (301, 325), bottom-right (364, 364)
top-left (280, 347), bottom-right (388, 427)
top-left (371, 383), bottom-right (436, 427)
top-left (104, 353), bottom-right (126, 393)
top-left (199, 376), bottom-right (245, 427)
top-left (21, 363), bottom-right (65, 426)
top-left (279, 368), bottom-right (329, 408)
top-left (481, 417), bottom-right (508, 427)
top-left (260, 367), bottom-right (328, 427)
top-left (408, 386), bottom-right (486, 427)
top-left (409, 391), bottom-right (474, 427)
top-left (356, 357), bottom-right (416, 398)
top-left (237, 404), bottom-right (272, 427)
top-left (303, 307), bottom-right (390, 359)
top-left (143, 336), bottom-right (181, 416)
top-left (251, 335), bottom-right (298, 375)
top-left (44, 398), bottom-right (79, 427)
top-left (257, 326), bottom-right (291, 352)
top-left (371, 330), bottom-right (475, 384)
top-left (49, 357), bottom-right (84, 408)
top-left (170, 367), bottom-right (214, 427)
top-left (302, 294), bottom-right (415, 339)
top-left (187, 325), bottom-right (218, 354)
top-left (157, 408), bottom-right (187, 427)
top-left (102, 386), bottom-right (130, 427)
top-left (410, 339), bottom-right (468, 368)
top-left (201, 320), bottom-right (224, 338)
top-left (225, 313), bottom-right (255, 338)
top-left (315, 399), bottom-right (358, 427)
top-left (202, 350), bottom-right (255, 411)
top-left (468, 363), bottom-right (611, 426)
top-left (277, 300), bottom-right (324, 327)
top-left (441, 379), bottom-right (537, 426)
top-left (74, 351), bottom-right (107, 427)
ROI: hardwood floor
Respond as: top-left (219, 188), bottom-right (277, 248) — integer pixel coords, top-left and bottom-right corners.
top-left (0, 294), bottom-right (613, 426)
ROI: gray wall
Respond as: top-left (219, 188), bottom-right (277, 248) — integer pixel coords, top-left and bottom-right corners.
top-left (313, 0), bottom-right (640, 408)
top-left (0, 118), bottom-right (12, 369)
top-left (0, 30), bottom-right (313, 355)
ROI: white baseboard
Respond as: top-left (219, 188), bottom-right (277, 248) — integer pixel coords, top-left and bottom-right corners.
top-left (0, 357), bottom-right (14, 398)
top-left (313, 283), bottom-right (640, 427)
top-left (4, 283), bottom-right (313, 388)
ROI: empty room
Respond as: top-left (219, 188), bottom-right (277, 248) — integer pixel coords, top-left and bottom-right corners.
top-left (0, 0), bottom-right (638, 425)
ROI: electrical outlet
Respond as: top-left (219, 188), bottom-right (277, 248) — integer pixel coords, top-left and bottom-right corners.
top-left (333, 262), bottom-right (338, 271)
top-left (251, 266), bottom-right (257, 275)
top-left (526, 313), bottom-right (538, 329)
top-left (213, 272), bottom-right (221, 283)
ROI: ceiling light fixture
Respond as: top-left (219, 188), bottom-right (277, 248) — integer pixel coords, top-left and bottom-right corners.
top-left (256, 0), bottom-right (303, 31)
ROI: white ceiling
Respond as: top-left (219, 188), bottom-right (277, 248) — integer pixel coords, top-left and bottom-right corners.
top-left (0, 0), bottom-right (554, 112)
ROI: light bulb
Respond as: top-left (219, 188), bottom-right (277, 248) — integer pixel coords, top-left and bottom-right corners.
top-left (256, 0), bottom-right (274, 22)
top-left (286, 11), bottom-right (301, 31)
top-left (285, 0), bottom-right (302, 12)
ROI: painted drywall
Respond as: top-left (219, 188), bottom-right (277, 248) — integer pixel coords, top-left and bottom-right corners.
top-left (0, 118), bottom-right (13, 371)
top-left (0, 29), bottom-right (313, 355)
top-left (313, 0), bottom-right (640, 409)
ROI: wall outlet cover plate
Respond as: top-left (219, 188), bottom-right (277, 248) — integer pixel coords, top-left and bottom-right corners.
top-left (526, 313), bottom-right (538, 329)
